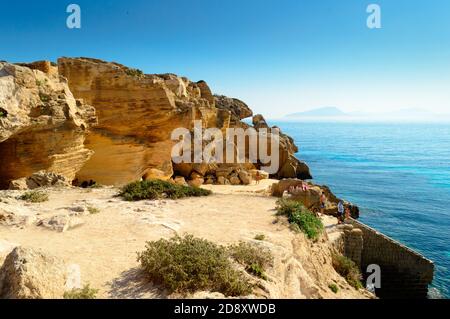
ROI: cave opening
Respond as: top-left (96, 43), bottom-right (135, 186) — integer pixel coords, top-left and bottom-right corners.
top-left (0, 138), bottom-right (27, 189)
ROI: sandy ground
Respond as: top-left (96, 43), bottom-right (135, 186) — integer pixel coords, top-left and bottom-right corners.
top-left (0, 180), bottom-right (368, 299)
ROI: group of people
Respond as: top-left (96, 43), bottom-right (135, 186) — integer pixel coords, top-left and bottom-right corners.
top-left (337, 199), bottom-right (351, 224)
top-left (288, 181), bottom-right (310, 194)
top-left (322, 194), bottom-right (351, 224)
top-left (287, 184), bottom-right (351, 224)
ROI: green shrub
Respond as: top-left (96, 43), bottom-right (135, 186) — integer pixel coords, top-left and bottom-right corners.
top-left (87, 206), bottom-right (100, 214)
top-left (64, 284), bottom-right (98, 299)
top-left (276, 198), bottom-right (305, 217)
top-left (228, 242), bottom-right (273, 280)
top-left (276, 199), bottom-right (323, 240)
top-left (39, 92), bottom-right (50, 103)
top-left (125, 68), bottom-right (144, 77)
top-left (18, 191), bottom-right (49, 203)
top-left (137, 235), bottom-right (252, 296)
top-left (254, 234), bottom-right (265, 241)
top-left (119, 179), bottom-right (211, 201)
top-left (331, 253), bottom-right (363, 290)
top-left (329, 283), bottom-right (339, 293)
top-left (248, 263), bottom-right (267, 280)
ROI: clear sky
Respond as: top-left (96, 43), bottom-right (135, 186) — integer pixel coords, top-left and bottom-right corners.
top-left (1, 0), bottom-right (450, 118)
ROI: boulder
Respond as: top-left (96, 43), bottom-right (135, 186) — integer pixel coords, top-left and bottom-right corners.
top-left (9, 171), bottom-right (70, 190)
top-left (252, 114), bottom-right (269, 129)
top-left (238, 171), bottom-right (252, 185)
top-left (173, 176), bottom-right (188, 186)
top-left (142, 168), bottom-right (171, 181)
top-left (0, 247), bottom-right (67, 299)
top-left (188, 178), bottom-right (204, 188)
top-left (229, 176), bottom-right (241, 185)
top-left (0, 209), bottom-right (37, 227)
top-left (214, 95), bottom-right (253, 125)
top-left (215, 167), bottom-right (233, 178)
top-left (37, 215), bottom-right (84, 233)
top-left (217, 176), bottom-right (230, 185)
top-left (271, 179), bottom-right (309, 197)
top-left (173, 163), bottom-right (193, 178)
top-left (190, 171), bottom-right (204, 180)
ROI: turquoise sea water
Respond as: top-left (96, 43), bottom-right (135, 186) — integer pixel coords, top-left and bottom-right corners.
top-left (273, 121), bottom-right (450, 298)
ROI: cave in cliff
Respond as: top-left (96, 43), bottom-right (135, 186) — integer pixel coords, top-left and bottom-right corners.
top-left (0, 137), bottom-right (27, 189)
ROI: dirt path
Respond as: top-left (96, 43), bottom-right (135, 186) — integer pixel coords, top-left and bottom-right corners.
top-left (0, 182), bottom-right (369, 299)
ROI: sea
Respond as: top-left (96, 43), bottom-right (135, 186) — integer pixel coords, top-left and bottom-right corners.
top-left (272, 120), bottom-right (450, 298)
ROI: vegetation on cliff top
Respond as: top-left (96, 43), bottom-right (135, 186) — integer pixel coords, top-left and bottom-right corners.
top-left (332, 253), bottom-right (363, 290)
top-left (276, 198), bottom-right (324, 240)
top-left (137, 235), bottom-right (253, 296)
top-left (125, 68), bottom-right (144, 77)
top-left (119, 179), bottom-right (212, 201)
top-left (64, 284), bottom-right (98, 299)
top-left (18, 190), bottom-right (49, 203)
top-left (228, 241), bottom-right (273, 280)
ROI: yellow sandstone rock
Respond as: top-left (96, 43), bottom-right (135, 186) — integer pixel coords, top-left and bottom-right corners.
top-left (0, 62), bottom-right (97, 189)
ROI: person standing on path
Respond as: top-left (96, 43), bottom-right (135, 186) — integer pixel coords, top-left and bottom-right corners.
top-left (337, 201), bottom-right (344, 224)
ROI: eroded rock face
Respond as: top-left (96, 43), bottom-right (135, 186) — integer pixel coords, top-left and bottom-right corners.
top-left (58, 57), bottom-right (228, 186)
top-left (215, 95), bottom-right (253, 125)
top-left (252, 114), bottom-right (312, 180)
top-left (57, 58), bottom-right (310, 186)
top-left (0, 247), bottom-right (67, 299)
top-left (0, 62), bottom-right (97, 189)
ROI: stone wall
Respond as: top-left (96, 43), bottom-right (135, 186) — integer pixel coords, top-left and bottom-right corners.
top-left (345, 219), bottom-right (434, 299)
top-left (343, 226), bottom-right (363, 267)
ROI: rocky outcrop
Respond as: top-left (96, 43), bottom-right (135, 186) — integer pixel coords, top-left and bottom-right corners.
top-left (271, 179), bottom-right (359, 218)
top-left (252, 114), bottom-right (312, 180)
top-left (0, 247), bottom-right (67, 299)
top-left (0, 62), bottom-right (97, 189)
top-left (0, 209), bottom-right (37, 227)
top-left (37, 214), bottom-right (84, 233)
top-left (1, 57), bottom-right (311, 187)
top-left (58, 57), bottom-right (228, 186)
top-left (214, 95), bottom-right (253, 126)
top-left (8, 171), bottom-right (70, 190)
top-left (57, 57), bottom-right (311, 186)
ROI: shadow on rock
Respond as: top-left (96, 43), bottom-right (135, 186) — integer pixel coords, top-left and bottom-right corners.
top-left (107, 267), bottom-right (167, 299)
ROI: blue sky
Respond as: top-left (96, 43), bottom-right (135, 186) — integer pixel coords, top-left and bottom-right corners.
top-left (1, 0), bottom-right (450, 117)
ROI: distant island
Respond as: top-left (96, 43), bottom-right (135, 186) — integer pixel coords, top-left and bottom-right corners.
top-left (283, 107), bottom-right (450, 122)
top-left (287, 107), bottom-right (347, 118)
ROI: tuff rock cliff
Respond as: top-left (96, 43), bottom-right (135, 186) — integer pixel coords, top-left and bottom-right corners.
top-left (0, 57), bottom-right (311, 188)
top-left (0, 61), bottom-right (97, 189)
